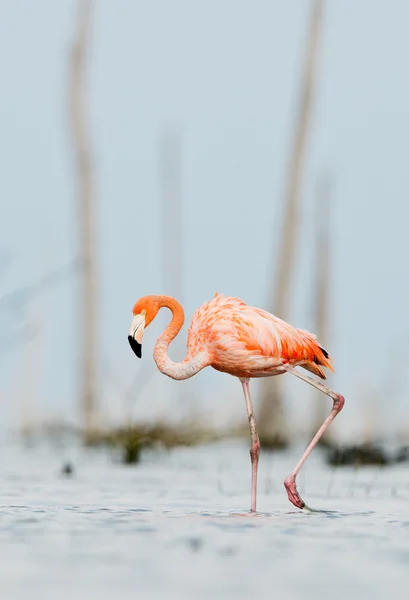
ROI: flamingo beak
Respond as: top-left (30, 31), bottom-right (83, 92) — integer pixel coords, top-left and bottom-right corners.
top-left (128, 311), bottom-right (146, 359)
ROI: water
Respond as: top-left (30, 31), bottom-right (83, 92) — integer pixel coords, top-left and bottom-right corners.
top-left (1, 439), bottom-right (408, 599)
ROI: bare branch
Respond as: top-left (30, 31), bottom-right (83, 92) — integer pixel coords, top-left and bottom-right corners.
top-left (68, 0), bottom-right (98, 435)
top-left (258, 0), bottom-right (325, 448)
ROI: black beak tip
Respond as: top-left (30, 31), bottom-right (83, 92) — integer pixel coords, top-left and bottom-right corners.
top-left (128, 335), bottom-right (142, 358)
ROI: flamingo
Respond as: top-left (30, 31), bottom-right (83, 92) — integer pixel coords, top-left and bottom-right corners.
top-left (128, 293), bottom-right (344, 512)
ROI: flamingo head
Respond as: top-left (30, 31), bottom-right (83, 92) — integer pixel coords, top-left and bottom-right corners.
top-left (128, 295), bottom-right (161, 359)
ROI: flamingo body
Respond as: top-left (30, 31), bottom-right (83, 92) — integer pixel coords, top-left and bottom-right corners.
top-left (187, 293), bottom-right (334, 380)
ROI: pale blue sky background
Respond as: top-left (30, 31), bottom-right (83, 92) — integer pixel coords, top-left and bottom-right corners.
top-left (1, 1), bottom-right (408, 440)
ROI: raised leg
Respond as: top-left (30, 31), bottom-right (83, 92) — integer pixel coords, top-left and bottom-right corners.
top-left (241, 378), bottom-right (261, 513)
top-left (283, 365), bottom-right (345, 510)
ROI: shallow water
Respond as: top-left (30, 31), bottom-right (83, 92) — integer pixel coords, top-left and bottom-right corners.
top-left (1, 439), bottom-right (408, 599)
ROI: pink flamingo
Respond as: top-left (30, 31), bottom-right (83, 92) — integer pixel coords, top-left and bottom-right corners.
top-left (128, 293), bottom-right (344, 512)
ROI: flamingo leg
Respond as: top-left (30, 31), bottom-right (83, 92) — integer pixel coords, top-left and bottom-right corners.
top-left (283, 365), bottom-right (345, 510)
top-left (241, 378), bottom-right (260, 513)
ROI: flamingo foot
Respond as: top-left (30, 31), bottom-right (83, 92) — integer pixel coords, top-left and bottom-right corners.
top-left (284, 476), bottom-right (305, 510)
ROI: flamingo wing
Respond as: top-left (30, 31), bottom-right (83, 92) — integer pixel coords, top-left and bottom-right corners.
top-left (251, 306), bottom-right (334, 377)
top-left (187, 294), bottom-right (334, 378)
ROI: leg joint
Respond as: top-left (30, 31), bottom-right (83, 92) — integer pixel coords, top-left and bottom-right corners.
top-left (334, 394), bottom-right (345, 413)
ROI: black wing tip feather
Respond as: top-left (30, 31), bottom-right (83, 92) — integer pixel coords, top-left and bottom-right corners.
top-left (320, 346), bottom-right (329, 359)
top-left (313, 346), bottom-right (329, 365)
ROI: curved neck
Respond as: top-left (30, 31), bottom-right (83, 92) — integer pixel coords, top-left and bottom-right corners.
top-left (153, 296), bottom-right (208, 381)
top-left (156, 296), bottom-right (185, 345)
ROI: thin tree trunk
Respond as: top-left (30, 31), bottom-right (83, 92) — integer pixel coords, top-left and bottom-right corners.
top-left (159, 127), bottom-right (184, 304)
top-left (258, 0), bottom-right (325, 448)
top-left (311, 173), bottom-right (332, 446)
top-left (158, 127), bottom-right (186, 411)
top-left (68, 0), bottom-right (98, 438)
top-left (19, 299), bottom-right (41, 440)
